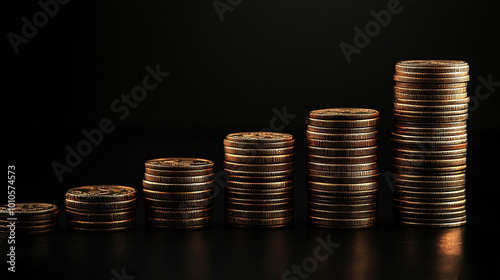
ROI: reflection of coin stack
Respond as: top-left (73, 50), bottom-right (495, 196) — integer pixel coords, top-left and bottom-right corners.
top-left (143, 158), bottom-right (214, 229)
top-left (0, 203), bottom-right (59, 234)
top-left (224, 132), bottom-right (295, 228)
top-left (392, 60), bottom-right (469, 228)
top-left (306, 108), bottom-right (380, 229)
top-left (66, 185), bottom-right (137, 231)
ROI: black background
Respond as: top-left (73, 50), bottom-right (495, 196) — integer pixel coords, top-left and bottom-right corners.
top-left (1, 0), bottom-right (500, 279)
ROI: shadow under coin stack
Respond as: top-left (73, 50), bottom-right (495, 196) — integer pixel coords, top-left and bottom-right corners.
top-left (392, 60), bottom-right (469, 228)
top-left (66, 185), bottom-right (137, 231)
top-left (143, 158), bottom-right (214, 229)
top-left (0, 203), bottom-right (59, 234)
top-left (306, 108), bottom-right (380, 229)
top-left (224, 132), bottom-right (295, 228)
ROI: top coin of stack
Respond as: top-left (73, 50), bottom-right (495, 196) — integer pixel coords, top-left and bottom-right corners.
top-left (224, 132), bottom-right (295, 228)
top-left (66, 185), bottom-right (137, 231)
top-left (143, 158), bottom-right (214, 229)
top-left (0, 203), bottom-right (59, 234)
top-left (306, 108), bottom-right (380, 229)
top-left (392, 60), bottom-right (469, 228)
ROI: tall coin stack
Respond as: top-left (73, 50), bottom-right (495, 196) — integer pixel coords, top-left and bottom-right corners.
top-left (224, 132), bottom-right (295, 228)
top-left (0, 203), bottom-right (59, 234)
top-left (66, 185), bottom-right (137, 231)
top-left (392, 60), bottom-right (469, 228)
top-left (306, 108), bottom-right (380, 229)
top-left (143, 158), bottom-right (214, 229)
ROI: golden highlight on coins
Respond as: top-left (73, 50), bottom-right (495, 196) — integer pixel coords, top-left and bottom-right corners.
top-left (0, 203), bottom-right (59, 234)
top-left (306, 108), bottom-right (380, 229)
top-left (391, 60), bottom-right (469, 228)
top-left (143, 158), bottom-right (214, 229)
top-left (224, 132), bottom-right (295, 228)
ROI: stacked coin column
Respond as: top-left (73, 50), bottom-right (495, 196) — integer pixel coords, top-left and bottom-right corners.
top-left (66, 185), bottom-right (137, 231)
top-left (306, 108), bottom-right (380, 229)
top-left (0, 203), bottom-right (59, 234)
top-left (392, 60), bottom-right (469, 228)
top-left (223, 132), bottom-right (295, 228)
top-left (143, 158), bottom-right (214, 229)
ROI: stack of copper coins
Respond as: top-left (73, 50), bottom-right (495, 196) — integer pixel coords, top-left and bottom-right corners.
top-left (392, 60), bottom-right (469, 228)
top-left (223, 132), bottom-right (295, 228)
top-left (306, 108), bottom-right (380, 229)
top-left (66, 185), bottom-right (137, 231)
top-left (0, 203), bottom-right (59, 234)
top-left (143, 158), bottom-right (214, 229)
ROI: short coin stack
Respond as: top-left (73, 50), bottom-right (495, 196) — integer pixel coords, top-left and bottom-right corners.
top-left (0, 203), bottom-right (59, 234)
top-left (143, 158), bottom-right (214, 229)
top-left (392, 60), bottom-right (469, 228)
top-left (66, 185), bottom-right (137, 231)
top-left (224, 132), bottom-right (295, 228)
top-left (306, 108), bottom-right (380, 229)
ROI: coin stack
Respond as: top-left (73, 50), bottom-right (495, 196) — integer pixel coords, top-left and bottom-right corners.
top-left (306, 108), bottom-right (380, 229)
top-left (143, 158), bottom-right (214, 229)
top-left (66, 185), bottom-right (137, 231)
top-left (0, 203), bottom-right (59, 234)
top-left (392, 60), bottom-right (469, 228)
top-left (224, 132), bottom-right (295, 228)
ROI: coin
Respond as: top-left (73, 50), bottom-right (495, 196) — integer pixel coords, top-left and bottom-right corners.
top-left (307, 187), bottom-right (380, 197)
top-left (307, 181), bottom-right (379, 191)
top-left (143, 197), bottom-right (213, 209)
top-left (394, 189), bottom-right (466, 198)
top-left (307, 117), bottom-right (379, 128)
top-left (143, 180), bottom-right (214, 192)
top-left (394, 75), bottom-right (470, 84)
top-left (306, 173), bottom-right (379, 184)
top-left (66, 210), bottom-right (136, 222)
top-left (65, 199), bottom-right (136, 210)
top-left (392, 132), bottom-right (467, 142)
top-left (395, 60), bottom-right (469, 73)
top-left (67, 218), bottom-right (136, 230)
top-left (307, 154), bottom-right (378, 164)
top-left (395, 70), bottom-right (469, 78)
top-left (394, 108), bottom-right (469, 116)
top-left (394, 112), bottom-right (468, 122)
top-left (394, 92), bottom-right (468, 100)
top-left (308, 201), bottom-right (377, 212)
top-left (223, 139), bottom-right (295, 149)
top-left (66, 185), bottom-right (137, 202)
top-left (395, 82), bottom-right (467, 89)
top-left (307, 216), bottom-right (377, 229)
top-left (308, 209), bottom-right (377, 219)
top-left (223, 161), bottom-right (294, 172)
top-left (224, 153), bottom-right (294, 164)
top-left (225, 216), bottom-right (293, 227)
top-left (307, 138), bottom-right (378, 148)
top-left (146, 208), bottom-right (213, 219)
top-left (397, 220), bottom-right (466, 228)
top-left (307, 125), bottom-right (378, 133)
top-left (392, 198), bottom-right (466, 209)
top-left (0, 223), bottom-right (57, 233)
top-left (394, 103), bottom-right (468, 112)
top-left (306, 161), bottom-right (378, 171)
top-left (227, 180), bottom-right (295, 189)
top-left (223, 146), bottom-right (294, 156)
top-left (143, 189), bottom-right (214, 200)
top-left (0, 203), bottom-right (58, 216)
top-left (224, 168), bottom-right (295, 177)
top-left (307, 146), bottom-right (378, 157)
top-left (145, 167), bottom-right (213, 176)
top-left (226, 132), bottom-right (294, 143)
top-left (226, 174), bottom-right (294, 183)
top-left (225, 208), bottom-right (294, 218)
top-left (146, 216), bottom-right (213, 228)
top-left (307, 169), bottom-right (379, 177)
top-left (145, 158), bottom-right (214, 170)
top-left (394, 86), bottom-right (468, 94)
top-left (309, 108), bottom-right (379, 120)
top-left (144, 174), bottom-right (213, 184)
top-left (392, 157), bottom-right (467, 167)
top-left (395, 97), bottom-right (470, 106)
top-left (306, 130), bottom-right (378, 140)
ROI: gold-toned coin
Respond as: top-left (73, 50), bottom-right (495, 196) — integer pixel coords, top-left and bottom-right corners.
top-left (146, 208), bottom-right (212, 219)
top-left (308, 216), bottom-right (377, 229)
top-left (395, 70), bottom-right (469, 78)
top-left (65, 199), bottom-right (136, 210)
top-left (223, 161), bottom-right (294, 172)
top-left (307, 146), bottom-right (378, 157)
top-left (224, 146), bottom-right (294, 156)
top-left (307, 117), bottom-right (379, 128)
top-left (224, 153), bottom-right (294, 164)
top-left (226, 174), bottom-right (294, 183)
top-left (307, 181), bottom-right (379, 191)
top-left (224, 168), bottom-right (295, 177)
top-left (67, 218), bottom-right (136, 230)
top-left (227, 180), bottom-right (295, 189)
top-left (225, 201), bottom-right (294, 211)
top-left (308, 208), bottom-right (377, 219)
top-left (145, 158), bottom-right (214, 170)
top-left (394, 108), bottom-right (469, 116)
top-left (225, 216), bottom-right (293, 227)
top-left (392, 204), bottom-right (465, 213)
top-left (307, 154), bottom-right (378, 164)
top-left (392, 132), bottom-right (467, 142)
top-left (306, 173), bottom-right (379, 184)
top-left (223, 139), bottom-right (294, 149)
top-left (306, 130), bottom-right (378, 140)
top-left (392, 198), bottom-right (466, 209)
top-left (394, 189), bottom-right (466, 198)
top-left (393, 148), bottom-right (467, 159)
top-left (0, 219), bottom-right (57, 226)
top-left (395, 82), bottom-right (467, 89)
top-left (146, 216), bottom-right (213, 228)
top-left (65, 205), bottom-right (136, 214)
top-left (0, 211), bottom-right (59, 221)
top-left (394, 103), bottom-right (468, 112)
top-left (395, 97), bottom-right (469, 106)
top-left (394, 92), bottom-right (468, 100)
top-left (226, 188), bottom-right (294, 200)
top-left (142, 180), bottom-right (213, 192)
top-left (307, 125), bottom-right (378, 134)
top-left (391, 138), bottom-right (468, 151)
top-left (0, 203), bottom-right (58, 217)
top-left (395, 60), bottom-right (469, 73)
top-left (309, 194), bottom-right (378, 204)
top-left (144, 174), bottom-right (213, 184)
top-left (393, 172), bottom-right (466, 182)
top-left (143, 189), bottom-right (214, 200)
top-left (394, 112), bottom-right (468, 123)
top-left (225, 208), bottom-right (294, 218)
top-left (397, 220), bottom-right (466, 228)
top-left (308, 201), bottom-right (377, 212)
top-left (307, 187), bottom-right (380, 197)
top-left (394, 183), bottom-right (465, 192)
top-left (309, 108), bottom-right (379, 120)
top-left (394, 75), bottom-right (470, 84)
top-left (307, 161), bottom-right (378, 171)
top-left (393, 194), bottom-right (466, 203)
top-left (392, 157), bottom-right (467, 167)
top-left (397, 215), bottom-right (466, 223)
top-left (307, 169), bottom-right (379, 177)
top-left (226, 132), bottom-right (293, 143)
top-left (394, 120), bottom-right (467, 129)
top-left (307, 138), bottom-right (378, 148)
top-left (144, 197), bottom-right (213, 209)
top-left (394, 86), bottom-right (468, 95)
top-left (145, 168), bottom-right (213, 176)
top-left (66, 210), bottom-right (136, 222)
